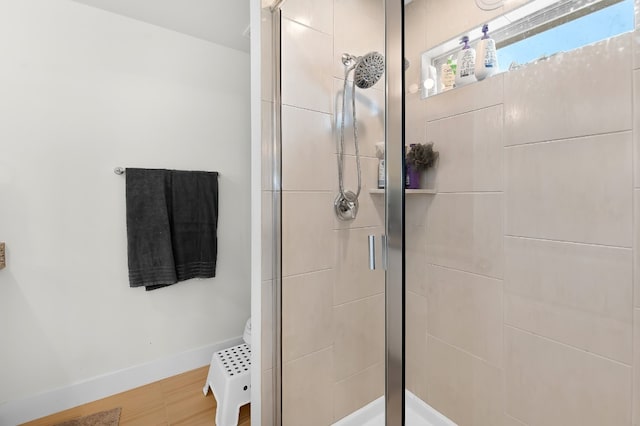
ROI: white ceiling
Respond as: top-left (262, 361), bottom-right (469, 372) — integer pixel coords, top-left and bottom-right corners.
top-left (72, 0), bottom-right (250, 52)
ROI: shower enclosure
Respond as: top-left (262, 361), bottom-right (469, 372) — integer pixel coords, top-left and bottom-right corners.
top-left (257, 0), bottom-right (638, 424)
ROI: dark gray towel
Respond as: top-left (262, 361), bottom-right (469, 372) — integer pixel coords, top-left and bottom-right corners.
top-left (125, 168), bottom-right (219, 290)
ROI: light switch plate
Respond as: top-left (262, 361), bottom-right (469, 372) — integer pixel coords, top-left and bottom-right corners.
top-left (0, 242), bottom-right (5, 269)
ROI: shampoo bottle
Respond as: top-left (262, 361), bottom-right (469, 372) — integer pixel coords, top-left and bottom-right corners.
top-left (475, 24), bottom-right (498, 81)
top-left (440, 57), bottom-right (456, 92)
top-left (375, 142), bottom-right (385, 188)
top-left (455, 35), bottom-right (476, 87)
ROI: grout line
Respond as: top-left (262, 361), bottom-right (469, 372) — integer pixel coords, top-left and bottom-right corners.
top-left (505, 413), bottom-right (530, 426)
top-left (281, 103), bottom-right (333, 117)
top-left (281, 267), bottom-right (333, 280)
top-left (281, 101), bottom-right (333, 116)
top-left (427, 334), bottom-right (503, 370)
top-left (504, 324), bottom-right (633, 368)
top-left (282, 344), bottom-right (333, 367)
top-left (281, 15), bottom-right (333, 37)
top-left (434, 191), bottom-right (503, 195)
top-left (503, 129), bottom-right (632, 149)
top-left (333, 361), bottom-right (384, 386)
top-left (426, 102), bottom-right (504, 124)
top-left (333, 291), bottom-right (385, 309)
top-left (428, 262), bottom-right (504, 282)
top-left (504, 234), bottom-right (632, 250)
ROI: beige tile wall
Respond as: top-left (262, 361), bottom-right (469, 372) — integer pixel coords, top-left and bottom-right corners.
top-left (407, 29), bottom-right (637, 426)
top-left (278, 0), bottom-right (387, 423)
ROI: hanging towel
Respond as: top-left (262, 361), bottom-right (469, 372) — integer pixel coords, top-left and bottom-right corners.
top-left (125, 168), bottom-right (219, 290)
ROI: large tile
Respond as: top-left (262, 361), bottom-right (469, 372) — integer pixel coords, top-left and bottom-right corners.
top-left (427, 265), bottom-right (503, 366)
top-left (333, 78), bottom-right (385, 159)
top-left (505, 326), bottom-right (632, 426)
top-left (333, 156), bottom-right (385, 230)
top-left (262, 280), bottom-right (274, 372)
top-left (407, 291), bottom-right (428, 365)
top-left (261, 191), bottom-right (274, 281)
top-left (635, 70), bottom-right (640, 188)
top-left (261, 8), bottom-right (274, 103)
top-left (406, 196), bottom-right (431, 229)
top-left (505, 236), bottom-right (633, 364)
top-left (634, 309), bottom-right (640, 425)
top-left (505, 132), bottom-right (633, 247)
top-left (333, 294), bottom-right (385, 381)
top-left (282, 18), bottom-right (333, 113)
top-left (282, 192), bottom-right (334, 276)
top-left (406, 225), bottom-right (428, 296)
top-left (283, 270), bottom-right (333, 362)
top-left (425, 72), bottom-right (503, 122)
top-left (406, 291), bottom-right (428, 401)
top-left (282, 348), bottom-right (334, 426)
top-left (334, 227), bottom-right (384, 305)
top-left (333, 0), bottom-right (384, 86)
top-left (425, 193), bottom-right (504, 279)
top-left (404, 0), bottom-right (428, 89)
top-left (262, 369), bottom-right (274, 426)
top-left (636, 190), bottom-right (640, 308)
top-left (406, 90), bottom-right (428, 145)
top-left (261, 101), bottom-right (274, 191)
top-left (281, 0), bottom-right (333, 35)
top-left (634, 26), bottom-right (640, 70)
top-left (426, 105), bottom-right (503, 192)
top-left (332, 362), bottom-right (385, 422)
top-left (424, 0), bottom-right (504, 49)
top-left (426, 336), bottom-right (504, 426)
top-left (282, 105), bottom-right (334, 191)
top-left (504, 415), bottom-right (528, 426)
top-left (504, 34), bottom-right (632, 145)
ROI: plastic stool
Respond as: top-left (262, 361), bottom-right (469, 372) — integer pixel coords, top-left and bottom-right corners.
top-left (203, 343), bottom-right (251, 426)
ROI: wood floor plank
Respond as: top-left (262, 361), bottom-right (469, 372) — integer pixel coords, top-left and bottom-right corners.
top-left (21, 366), bottom-right (251, 426)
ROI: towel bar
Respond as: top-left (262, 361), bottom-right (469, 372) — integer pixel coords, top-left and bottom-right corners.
top-left (114, 167), bottom-right (220, 176)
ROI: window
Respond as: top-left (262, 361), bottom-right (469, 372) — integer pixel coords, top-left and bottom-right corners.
top-left (421, 0), bottom-right (635, 97)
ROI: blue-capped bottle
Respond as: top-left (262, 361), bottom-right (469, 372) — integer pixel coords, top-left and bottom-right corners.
top-left (475, 24), bottom-right (498, 81)
top-left (455, 35), bottom-right (476, 87)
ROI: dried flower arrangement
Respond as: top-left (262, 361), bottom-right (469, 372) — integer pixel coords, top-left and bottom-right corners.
top-left (406, 142), bottom-right (439, 171)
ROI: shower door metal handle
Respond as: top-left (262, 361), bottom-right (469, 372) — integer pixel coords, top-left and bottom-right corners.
top-left (368, 235), bottom-right (376, 270)
top-left (369, 235), bottom-right (388, 271)
top-left (381, 234), bottom-right (388, 270)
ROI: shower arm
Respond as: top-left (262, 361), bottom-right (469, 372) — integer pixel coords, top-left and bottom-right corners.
top-left (341, 53), bottom-right (359, 68)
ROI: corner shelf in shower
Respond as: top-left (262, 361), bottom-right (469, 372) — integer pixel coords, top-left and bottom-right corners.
top-left (369, 189), bottom-right (437, 195)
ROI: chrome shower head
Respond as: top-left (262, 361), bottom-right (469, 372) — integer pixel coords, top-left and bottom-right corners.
top-left (353, 51), bottom-right (384, 89)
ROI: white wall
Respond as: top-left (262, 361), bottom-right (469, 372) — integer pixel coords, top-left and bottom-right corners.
top-left (0, 0), bottom-right (251, 412)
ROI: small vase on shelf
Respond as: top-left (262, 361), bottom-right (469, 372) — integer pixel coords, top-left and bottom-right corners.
top-left (405, 142), bottom-right (439, 190)
top-left (406, 164), bottom-right (421, 189)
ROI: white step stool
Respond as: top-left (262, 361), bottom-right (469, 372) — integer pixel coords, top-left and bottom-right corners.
top-left (203, 343), bottom-right (251, 426)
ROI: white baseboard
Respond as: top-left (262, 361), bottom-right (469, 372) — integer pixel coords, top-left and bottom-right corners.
top-left (0, 336), bottom-right (243, 426)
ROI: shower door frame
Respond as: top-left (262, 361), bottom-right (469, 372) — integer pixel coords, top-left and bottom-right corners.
top-left (384, 0), bottom-right (406, 425)
top-left (268, 0), bottom-right (406, 424)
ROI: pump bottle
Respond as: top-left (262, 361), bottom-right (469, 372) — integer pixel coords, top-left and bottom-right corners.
top-left (455, 35), bottom-right (476, 87)
top-left (475, 24), bottom-right (498, 81)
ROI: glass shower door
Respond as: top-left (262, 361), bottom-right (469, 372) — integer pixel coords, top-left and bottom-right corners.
top-left (272, 0), bottom-right (402, 424)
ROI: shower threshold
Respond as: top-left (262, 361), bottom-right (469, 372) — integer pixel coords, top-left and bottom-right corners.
top-left (332, 391), bottom-right (457, 426)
